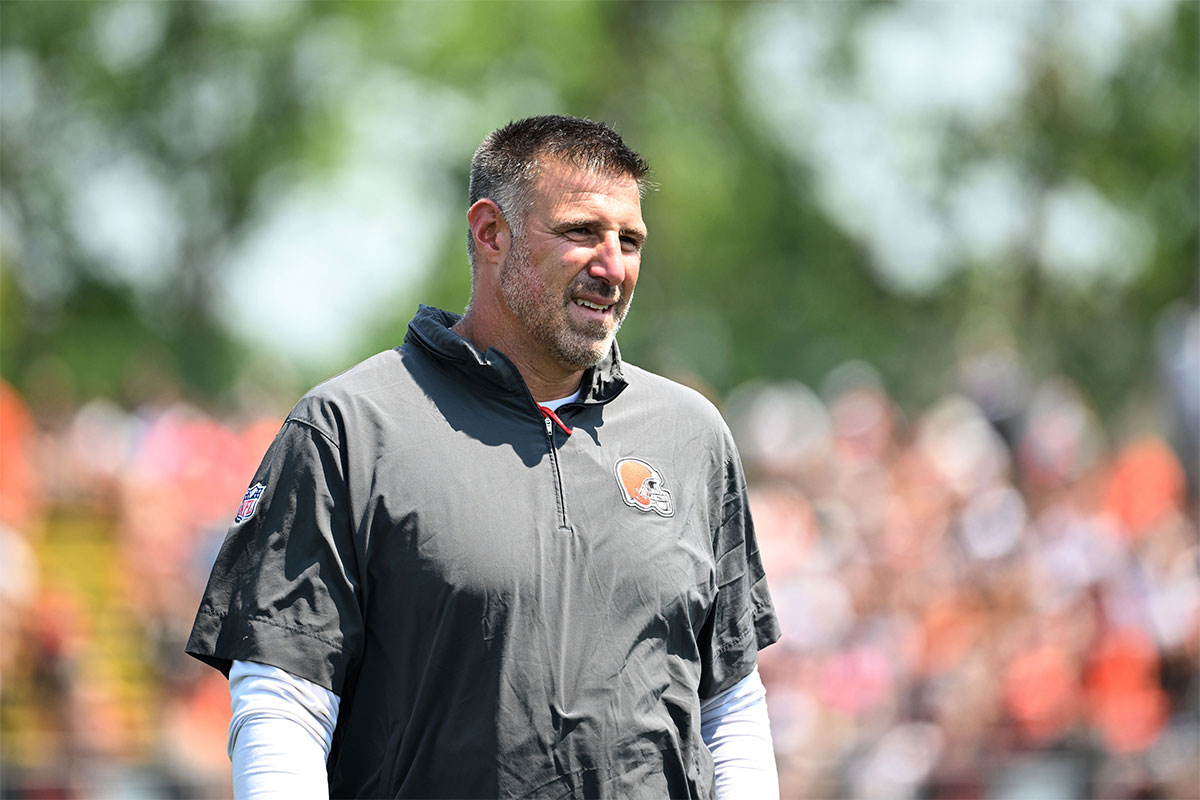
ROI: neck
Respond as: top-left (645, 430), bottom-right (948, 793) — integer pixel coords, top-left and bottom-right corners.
top-left (519, 365), bottom-right (585, 404)
top-left (452, 312), bottom-right (585, 403)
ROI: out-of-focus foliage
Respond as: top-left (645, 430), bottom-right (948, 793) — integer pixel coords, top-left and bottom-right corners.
top-left (1, 0), bottom-right (1195, 416)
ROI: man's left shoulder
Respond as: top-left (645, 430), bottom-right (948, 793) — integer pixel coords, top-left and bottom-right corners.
top-left (618, 363), bottom-right (730, 431)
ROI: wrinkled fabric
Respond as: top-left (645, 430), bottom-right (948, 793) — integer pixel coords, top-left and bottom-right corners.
top-left (188, 305), bottom-right (780, 799)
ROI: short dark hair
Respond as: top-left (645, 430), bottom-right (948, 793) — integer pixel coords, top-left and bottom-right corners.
top-left (467, 115), bottom-right (650, 262)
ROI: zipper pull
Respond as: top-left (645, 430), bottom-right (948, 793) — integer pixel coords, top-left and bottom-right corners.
top-left (538, 405), bottom-right (573, 436)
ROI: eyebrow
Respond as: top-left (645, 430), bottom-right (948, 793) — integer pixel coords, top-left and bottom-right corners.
top-left (622, 226), bottom-right (647, 243)
top-left (557, 218), bottom-right (647, 242)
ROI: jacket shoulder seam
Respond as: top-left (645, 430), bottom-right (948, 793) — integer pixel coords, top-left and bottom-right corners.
top-left (285, 417), bottom-right (342, 449)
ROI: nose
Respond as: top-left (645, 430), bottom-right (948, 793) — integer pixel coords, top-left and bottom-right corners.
top-left (588, 233), bottom-right (627, 286)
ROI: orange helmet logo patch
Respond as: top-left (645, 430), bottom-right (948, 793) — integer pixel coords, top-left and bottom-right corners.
top-left (615, 457), bottom-right (674, 517)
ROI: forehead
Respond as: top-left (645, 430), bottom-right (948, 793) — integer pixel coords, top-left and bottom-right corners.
top-left (528, 160), bottom-right (644, 228)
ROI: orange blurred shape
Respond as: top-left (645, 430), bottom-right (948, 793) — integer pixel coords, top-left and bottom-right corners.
top-left (1085, 628), bottom-right (1167, 753)
top-left (1090, 685), bottom-right (1168, 754)
top-left (1002, 644), bottom-right (1081, 744)
top-left (0, 380), bottom-right (39, 529)
top-left (1105, 438), bottom-right (1185, 538)
top-left (34, 587), bottom-right (86, 648)
top-left (240, 417), bottom-right (283, 473)
top-left (919, 592), bottom-right (984, 676)
top-left (164, 671), bottom-right (235, 776)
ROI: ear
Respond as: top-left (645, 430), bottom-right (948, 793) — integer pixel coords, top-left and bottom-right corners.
top-left (467, 199), bottom-right (510, 267)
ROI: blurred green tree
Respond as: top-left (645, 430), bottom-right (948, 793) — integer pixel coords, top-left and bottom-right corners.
top-left (0, 0), bottom-right (1194, 420)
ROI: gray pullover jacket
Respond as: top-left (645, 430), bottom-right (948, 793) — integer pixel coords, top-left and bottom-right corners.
top-left (187, 305), bottom-right (779, 799)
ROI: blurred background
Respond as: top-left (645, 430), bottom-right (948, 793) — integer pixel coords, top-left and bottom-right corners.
top-left (1, 1), bottom-right (1196, 798)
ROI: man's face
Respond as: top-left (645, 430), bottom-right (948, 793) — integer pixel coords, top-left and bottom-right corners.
top-left (500, 160), bottom-right (646, 372)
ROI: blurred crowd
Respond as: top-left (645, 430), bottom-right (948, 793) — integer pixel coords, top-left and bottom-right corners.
top-left (727, 314), bottom-right (1199, 799)
top-left (1, 316), bottom-right (1197, 798)
top-left (1, 375), bottom-right (281, 798)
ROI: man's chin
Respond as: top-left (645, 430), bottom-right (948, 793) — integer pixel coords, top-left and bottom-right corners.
top-left (556, 334), bottom-right (614, 371)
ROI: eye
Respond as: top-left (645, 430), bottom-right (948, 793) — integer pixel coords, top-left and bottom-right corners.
top-left (562, 226), bottom-right (593, 240)
top-left (620, 235), bottom-right (642, 252)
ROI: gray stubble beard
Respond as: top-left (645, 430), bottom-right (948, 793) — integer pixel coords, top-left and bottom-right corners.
top-left (500, 238), bottom-right (633, 371)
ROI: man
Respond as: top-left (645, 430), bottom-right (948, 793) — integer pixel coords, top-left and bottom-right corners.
top-left (187, 115), bottom-right (780, 799)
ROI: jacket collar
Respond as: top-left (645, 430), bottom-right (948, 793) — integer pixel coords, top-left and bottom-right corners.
top-left (404, 305), bottom-right (627, 405)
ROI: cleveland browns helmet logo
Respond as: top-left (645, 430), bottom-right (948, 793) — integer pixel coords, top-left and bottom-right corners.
top-left (615, 458), bottom-right (674, 517)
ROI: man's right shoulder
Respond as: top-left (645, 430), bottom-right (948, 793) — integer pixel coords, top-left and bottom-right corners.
top-left (284, 347), bottom-right (422, 442)
top-left (305, 347), bottom-right (412, 400)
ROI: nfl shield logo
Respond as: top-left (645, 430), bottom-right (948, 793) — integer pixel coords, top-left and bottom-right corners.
top-left (235, 483), bottom-right (266, 523)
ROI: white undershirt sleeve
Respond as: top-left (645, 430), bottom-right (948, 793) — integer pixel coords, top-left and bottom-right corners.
top-left (700, 666), bottom-right (779, 800)
top-left (227, 660), bottom-right (341, 800)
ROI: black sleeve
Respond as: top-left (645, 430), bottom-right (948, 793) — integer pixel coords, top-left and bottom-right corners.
top-left (185, 417), bottom-right (363, 695)
top-left (698, 430), bottom-right (781, 700)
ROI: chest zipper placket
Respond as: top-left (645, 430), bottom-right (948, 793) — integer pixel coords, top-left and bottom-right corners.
top-left (539, 407), bottom-right (573, 531)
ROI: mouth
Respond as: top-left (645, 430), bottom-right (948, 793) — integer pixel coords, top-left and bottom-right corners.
top-left (573, 298), bottom-right (614, 313)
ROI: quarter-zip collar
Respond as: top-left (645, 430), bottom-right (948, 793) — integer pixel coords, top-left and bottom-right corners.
top-left (404, 305), bottom-right (628, 406)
